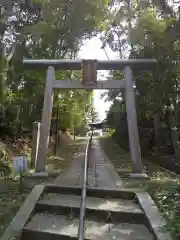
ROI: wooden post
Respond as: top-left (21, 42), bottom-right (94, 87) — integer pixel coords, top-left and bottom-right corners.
top-left (124, 65), bottom-right (143, 173)
top-left (168, 108), bottom-right (180, 160)
top-left (31, 122), bottom-right (40, 169)
top-left (36, 67), bottom-right (55, 172)
top-left (14, 105), bottom-right (20, 139)
top-left (55, 104), bottom-right (59, 155)
top-left (15, 105), bottom-right (20, 121)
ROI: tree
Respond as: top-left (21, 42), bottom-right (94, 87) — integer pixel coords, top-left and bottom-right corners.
top-left (0, 0), bottom-right (109, 142)
top-left (0, 0), bottom-right (42, 104)
top-left (86, 105), bottom-right (100, 123)
top-left (101, 0), bottom-right (180, 152)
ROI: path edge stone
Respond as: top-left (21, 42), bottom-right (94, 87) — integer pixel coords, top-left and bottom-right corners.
top-left (135, 192), bottom-right (174, 240)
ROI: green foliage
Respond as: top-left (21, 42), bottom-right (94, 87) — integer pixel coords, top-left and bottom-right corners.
top-left (0, 109), bottom-right (19, 140)
top-left (106, 100), bottom-right (125, 128)
top-left (108, 128), bottom-right (115, 135)
top-left (152, 182), bottom-right (180, 237)
top-left (86, 106), bottom-right (100, 123)
top-left (0, 0), bottom-right (108, 136)
top-left (102, 1), bottom-right (180, 125)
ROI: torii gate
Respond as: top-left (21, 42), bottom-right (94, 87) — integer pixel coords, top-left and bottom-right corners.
top-left (23, 59), bottom-right (157, 176)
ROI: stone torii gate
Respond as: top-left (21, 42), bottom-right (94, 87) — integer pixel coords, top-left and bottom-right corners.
top-left (23, 58), bottom-right (157, 176)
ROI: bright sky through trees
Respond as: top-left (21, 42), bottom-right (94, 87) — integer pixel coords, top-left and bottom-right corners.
top-left (79, 37), bottom-right (118, 121)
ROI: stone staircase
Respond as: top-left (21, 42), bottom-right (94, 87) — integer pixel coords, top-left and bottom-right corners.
top-left (1, 139), bottom-right (173, 240)
top-left (2, 184), bottom-right (172, 240)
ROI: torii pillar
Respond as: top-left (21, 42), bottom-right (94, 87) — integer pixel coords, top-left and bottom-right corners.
top-left (36, 67), bottom-right (55, 172)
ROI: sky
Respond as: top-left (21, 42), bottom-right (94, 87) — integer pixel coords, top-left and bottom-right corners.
top-left (79, 37), bottom-right (118, 121)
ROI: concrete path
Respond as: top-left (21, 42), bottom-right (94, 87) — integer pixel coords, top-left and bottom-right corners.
top-left (54, 139), bottom-right (122, 188)
top-left (54, 141), bottom-right (86, 186)
top-left (88, 139), bottom-right (122, 188)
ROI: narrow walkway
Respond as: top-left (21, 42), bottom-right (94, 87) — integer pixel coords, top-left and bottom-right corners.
top-left (54, 139), bottom-right (122, 188)
top-left (54, 141), bottom-right (86, 186)
top-left (88, 139), bottom-right (122, 187)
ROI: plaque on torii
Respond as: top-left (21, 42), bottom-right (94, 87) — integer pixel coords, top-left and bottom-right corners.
top-left (82, 59), bottom-right (97, 89)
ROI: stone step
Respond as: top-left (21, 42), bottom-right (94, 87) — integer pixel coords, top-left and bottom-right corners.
top-left (43, 184), bottom-right (138, 200)
top-left (23, 213), bottom-right (154, 240)
top-left (38, 193), bottom-right (142, 213)
top-left (36, 193), bottom-right (144, 224)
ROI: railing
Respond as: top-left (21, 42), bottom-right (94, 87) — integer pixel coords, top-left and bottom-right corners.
top-left (77, 130), bottom-right (93, 240)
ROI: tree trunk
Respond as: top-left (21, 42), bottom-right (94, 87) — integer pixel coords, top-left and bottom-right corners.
top-left (55, 105), bottom-right (59, 155)
top-left (153, 114), bottom-right (161, 149)
top-left (168, 109), bottom-right (180, 159)
top-left (73, 126), bottom-right (76, 140)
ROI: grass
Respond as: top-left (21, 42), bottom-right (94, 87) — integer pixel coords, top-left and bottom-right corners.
top-left (0, 184), bottom-right (30, 236)
top-left (99, 136), bottom-right (132, 173)
top-left (0, 138), bottom-right (85, 237)
top-left (99, 136), bottom-right (180, 239)
top-left (47, 139), bottom-right (85, 171)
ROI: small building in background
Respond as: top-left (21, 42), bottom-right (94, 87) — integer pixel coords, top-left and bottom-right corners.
top-left (88, 120), bottom-right (109, 136)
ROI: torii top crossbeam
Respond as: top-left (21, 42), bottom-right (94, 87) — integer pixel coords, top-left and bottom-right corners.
top-left (23, 59), bottom-right (157, 70)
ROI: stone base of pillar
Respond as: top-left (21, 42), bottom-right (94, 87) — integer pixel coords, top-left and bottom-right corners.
top-left (129, 173), bottom-right (150, 180)
top-left (32, 171), bottom-right (49, 177)
top-left (29, 171), bottom-right (59, 178)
